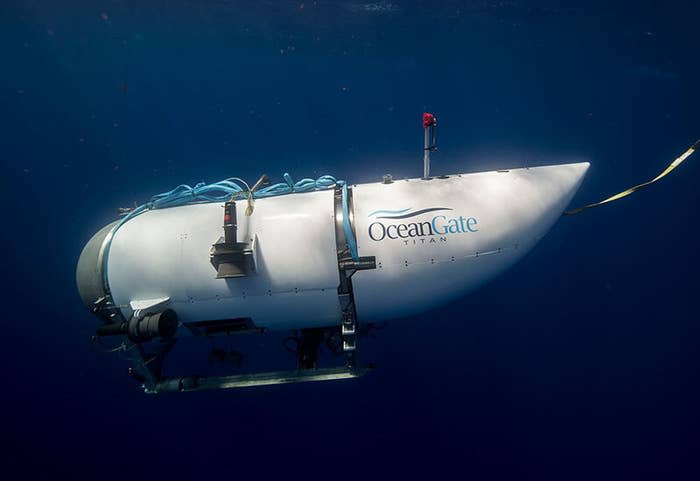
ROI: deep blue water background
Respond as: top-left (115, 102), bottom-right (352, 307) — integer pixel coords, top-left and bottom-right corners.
top-left (2, 1), bottom-right (699, 479)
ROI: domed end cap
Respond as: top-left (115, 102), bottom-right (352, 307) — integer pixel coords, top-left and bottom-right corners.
top-left (76, 221), bottom-right (117, 310)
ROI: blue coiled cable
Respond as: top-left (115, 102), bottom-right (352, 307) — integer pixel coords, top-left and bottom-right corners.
top-left (103, 173), bottom-right (359, 290)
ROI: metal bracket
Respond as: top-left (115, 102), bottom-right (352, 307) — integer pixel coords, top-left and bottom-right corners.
top-left (130, 297), bottom-right (170, 314)
top-left (333, 185), bottom-right (377, 368)
top-left (341, 309), bottom-right (356, 353)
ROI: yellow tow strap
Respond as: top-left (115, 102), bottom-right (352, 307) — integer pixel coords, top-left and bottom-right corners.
top-left (564, 139), bottom-right (699, 216)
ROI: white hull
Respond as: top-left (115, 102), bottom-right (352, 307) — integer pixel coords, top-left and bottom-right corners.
top-left (85, 162), bottom-right (589, 331)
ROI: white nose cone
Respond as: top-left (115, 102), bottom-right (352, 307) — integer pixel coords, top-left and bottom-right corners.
top-left (350, 162), bottom-right (590, 320)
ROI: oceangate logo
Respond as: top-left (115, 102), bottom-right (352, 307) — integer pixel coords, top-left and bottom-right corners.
top-left (367, 207), bottom-right (478, 244)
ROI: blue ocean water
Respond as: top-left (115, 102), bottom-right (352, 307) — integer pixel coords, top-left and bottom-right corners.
top-left (2, 1), bottom-right (699, 479)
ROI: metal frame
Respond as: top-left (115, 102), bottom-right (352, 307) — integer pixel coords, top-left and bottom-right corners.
top-left (93, 184), bottom-right (376, 394)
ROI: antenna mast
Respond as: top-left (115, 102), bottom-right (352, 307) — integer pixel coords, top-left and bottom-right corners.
top-left (423, 112), bottom-right (437, 178)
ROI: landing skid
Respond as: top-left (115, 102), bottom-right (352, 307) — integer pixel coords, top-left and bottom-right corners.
top-left (101, 324), bottom-right (372, 394)
top-left (148, 365), bottom-right (372, 393)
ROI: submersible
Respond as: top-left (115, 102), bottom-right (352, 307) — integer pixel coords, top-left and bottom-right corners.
top-left (77, 113), bottom-right (590, 393)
